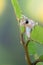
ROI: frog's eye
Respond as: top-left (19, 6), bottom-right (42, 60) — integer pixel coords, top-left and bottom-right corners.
top-left (25, 20), bottom-right (29, 24)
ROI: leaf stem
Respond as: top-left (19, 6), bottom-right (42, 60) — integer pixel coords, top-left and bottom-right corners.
top-left (20, 34), bottom-right (32, 65)
top-left (32, 59), bottom-right (43, 65)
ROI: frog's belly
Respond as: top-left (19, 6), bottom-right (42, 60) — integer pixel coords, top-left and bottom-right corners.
top-left (26, 27), bottom-right (31, 38)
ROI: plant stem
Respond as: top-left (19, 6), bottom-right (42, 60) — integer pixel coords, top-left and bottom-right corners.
top-left (32, 59), bottom-right (43, 65)
top-left (24, 45), bottom-right (32, 65)
top-left (20, 34), bottom-right (32, 65)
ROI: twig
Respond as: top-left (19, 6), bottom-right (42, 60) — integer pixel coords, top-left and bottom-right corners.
top-left (32, 59), bottom-right (43, 65)
top-left (26, 38), bottom-right (43, 47)
top-left (20, 33), bottom-right (32, 65)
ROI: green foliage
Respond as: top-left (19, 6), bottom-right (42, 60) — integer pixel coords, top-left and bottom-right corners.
top-left (11, 0), bottom-right (43, 64)
top-left (31, 25), bottom-right (43, 44)
top-left (11, 0), bottom-right (22, 19)
top-left (28, 41), bottom-right (43, 63)
top-left (39, 55), bottom-right (43, 60)
top-left (20, 26), bottom-right (25, 33)
top-left (36, 62), bottom-right (43, 65)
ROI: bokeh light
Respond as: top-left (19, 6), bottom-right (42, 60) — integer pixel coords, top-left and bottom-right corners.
top-left (26, 0), bottom-right (43, 22)
top-left (0, 0), bottom-right (6, 15)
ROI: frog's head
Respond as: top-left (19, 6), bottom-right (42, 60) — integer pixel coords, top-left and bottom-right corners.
top-left (20, 15), bottom-right (30, 26)
top-left (20, 15), bottom-right (34, 28)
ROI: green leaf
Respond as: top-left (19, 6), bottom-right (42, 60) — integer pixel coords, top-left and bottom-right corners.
top-left (36, 62), bottom-right (43, 65)
top-left (11, 0), bottom-right (22, 19)
top-left (31, 25), bottom-right (43, 44)
top-left (39, 55), bottom-right (43, 60)
top-left (28, 41), bottom-right (43, 55)
top-left (20, 26), bottom-right (25, 33)
top-left (27, 41), bottom-right (43, 62)
top-left (30, 55), bottom-right (35, 63)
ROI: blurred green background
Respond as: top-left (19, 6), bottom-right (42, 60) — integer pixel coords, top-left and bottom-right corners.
top-left (0, 0), bottom-right (43, 65)
top-left (0, 0), bottom-right (27, 65)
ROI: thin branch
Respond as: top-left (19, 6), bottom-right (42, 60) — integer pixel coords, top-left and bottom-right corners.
top-left (32, 59), bottom-right (43, 65)
top-left (26, 38), bottom-right (43, 47)
top-left (20, 33), bottom-right (32, 65)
